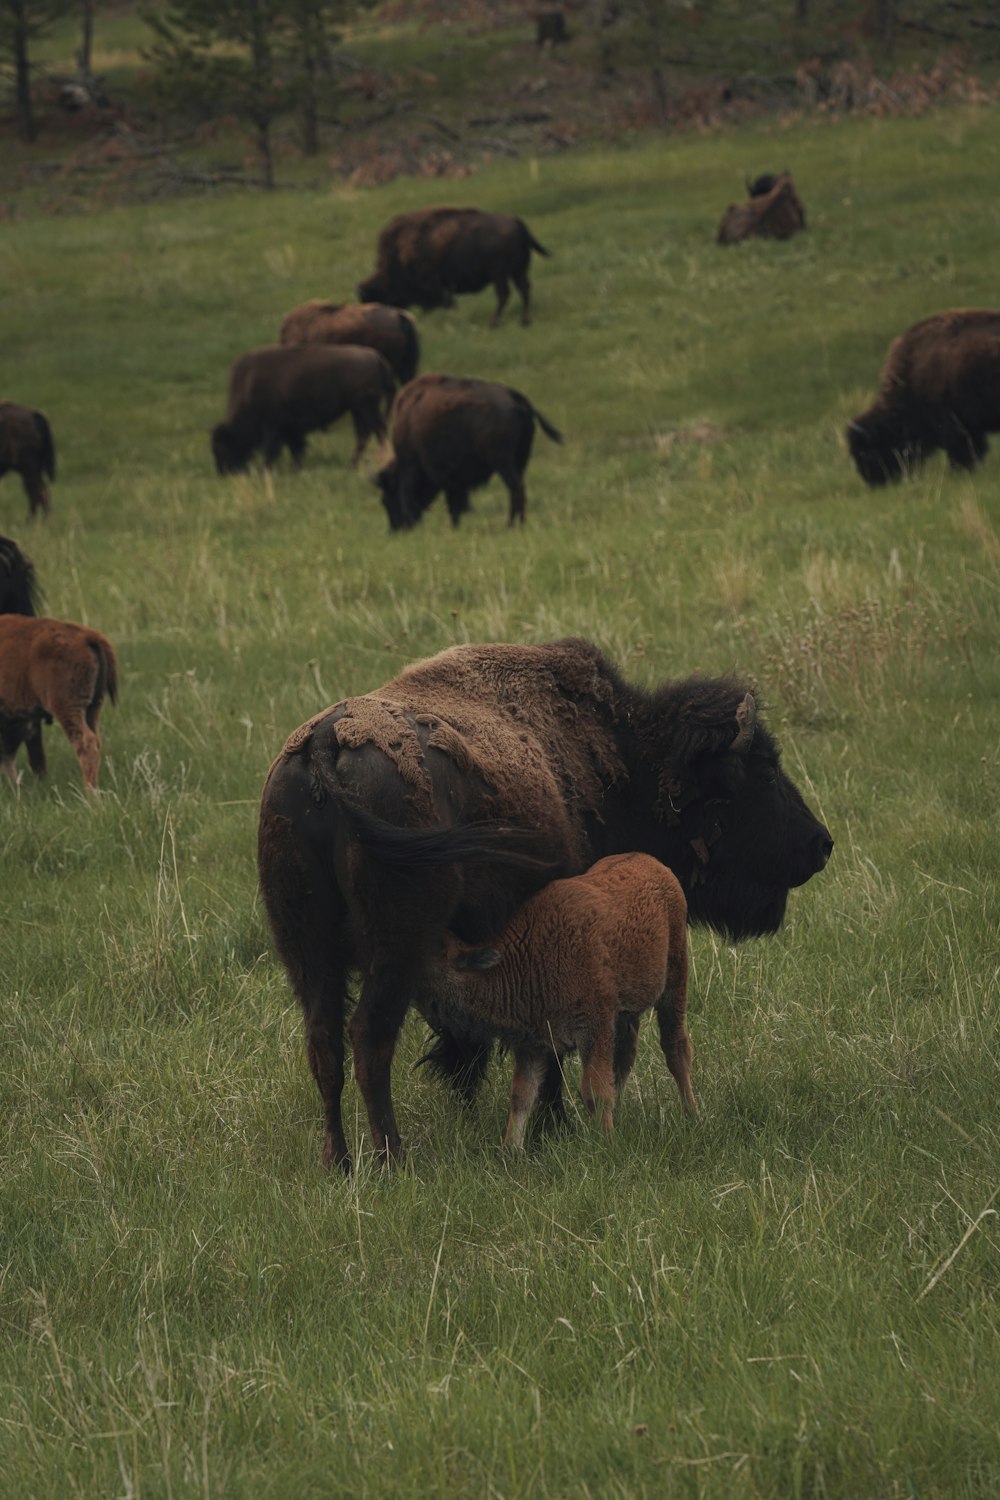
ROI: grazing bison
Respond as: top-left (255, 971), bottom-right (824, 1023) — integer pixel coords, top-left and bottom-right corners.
top-left (257, 637), bottom-right (833, 1170)
top-left (0, 535), bottom-right (40, 617)
top-left (422, 853), bottom-right (693, 1148)
top-left (278, 301), bottom-right (420, 385)
top-left (717, 172), bottom-right (806, 245)
top-left (846, 308), bottom-right (1000, 485)
top-left (373, 373), bottom-right (562, 530)
top-left (536, 9), bottom-right (569, 45)
top-left (357, 207), bottom-right (551, 326)
top-left (0, 402), bottom-right (56, 519)
top-left (211, 344), bottom-right (396, 475)
top-left (0, 614), bottom-right (118, 790)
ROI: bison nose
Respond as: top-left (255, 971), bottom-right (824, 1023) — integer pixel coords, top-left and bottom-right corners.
top-left (814, 829), bottom-right (834, 871)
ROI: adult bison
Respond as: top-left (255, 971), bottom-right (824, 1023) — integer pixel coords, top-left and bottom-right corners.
top-left (278, 301), bottom-right (420, 385)
top-left (0, 535), bottom-right (39, 617)
top-left (846, 308), bottom-right (1000, 485)
top-left (717, 173), bottom-right (806, 246)
top-left (0, 402), bottom-right (56, 519)
top-left (257, 638), bottom-right (834, 1171)
top-left (357, 207), bottom-right (551, 326)
top-left (211, 344), bottom-right (396, 475)
top-left (372, 373), bottom-right (562, 529)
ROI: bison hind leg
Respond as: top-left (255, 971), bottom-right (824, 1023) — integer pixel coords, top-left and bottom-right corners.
top-left (417, 1028), bottom-right (493, 1103)
top-left (513, 270), bottom-right (532, 325)
top-left (944, 424), bottom-right (988, 472)
top-left (22, 464), bottom-right (51, 518)
top-left (490, 277), bottom-right (511, 327)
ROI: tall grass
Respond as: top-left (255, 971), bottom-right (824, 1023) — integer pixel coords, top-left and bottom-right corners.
top-left (1, 107), bottom-right (998, 1497)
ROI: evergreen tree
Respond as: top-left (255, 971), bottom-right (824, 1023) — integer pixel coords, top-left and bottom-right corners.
top-left (1, 0), bottom-right (73, 142)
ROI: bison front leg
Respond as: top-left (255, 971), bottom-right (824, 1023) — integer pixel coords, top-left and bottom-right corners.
top-left (444, 487), bottom-right (471, 526)
top-left (349, 963), bottom-right (414, 1166)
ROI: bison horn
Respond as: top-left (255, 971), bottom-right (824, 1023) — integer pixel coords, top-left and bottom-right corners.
top-left (731, 693), bottom-right (757, 752)
top-left (847, 420), bottom-right (865, 434)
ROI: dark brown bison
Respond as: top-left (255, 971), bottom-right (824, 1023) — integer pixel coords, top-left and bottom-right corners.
top-left (846, 309), bottom-right (1000, 485)
top-left (211, 344), bottom-right (396, 475)
top-left (0, 614), bottom-right (118, 790)
top-left (357, 207), bottom-right (551, 326)
top-left (0, 535), bottom-right (40, 617)
top-left (537, 9), bottom-right (569, 45)
top-left (372, 373), bottom-right (563, 530)
top-left (278, 301), bottom-right (420, 384)
top-left (717, 173), bottom-right (806, 245)
top-left (422, 853), bottom-right (693, 1147)
top-left (0, 402), bottom-right (56, 519)
top-left (257, 638), bottom-right (833, 1170)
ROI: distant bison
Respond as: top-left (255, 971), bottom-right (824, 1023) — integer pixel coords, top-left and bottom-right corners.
top-left (847, 309), bottom-right (1000, 485)
top-left (278, 301), bottom-right (420, 385)
top-left (0, 402), bottom-right (55, 519)
top-left (0, 535), bottom-right (40, 616)
top-left (537, 9), bottom-right (569, 45)
top-left (357, 207), bottom-right (551, 326)
top-left (746, 171), bottom-right (781, 198)
top-left (0, 614), bottom-right (118, 791)
top-left (211, 343), bottom-right (396, 475)
top-left (373, 373), bottom-right (563, 530)
top-left (717, 172), bottom-right (806, 245)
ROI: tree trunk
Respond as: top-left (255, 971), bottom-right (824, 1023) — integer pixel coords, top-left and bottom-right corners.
top-left (9, 0), bottom-right (36, 143)
top-left (301, 40), bottom-right (318, 155)
top-left (78, 0), bottom-right (94, 74)
top-left (878, 0), bottom-right (896, 57)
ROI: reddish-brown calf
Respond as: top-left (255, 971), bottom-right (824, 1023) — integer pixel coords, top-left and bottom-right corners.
top-left (0, 615), bottom-right (118, 790)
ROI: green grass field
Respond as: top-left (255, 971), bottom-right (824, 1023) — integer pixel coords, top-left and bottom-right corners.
top-left (1, 101), bottom-right (999, 1497)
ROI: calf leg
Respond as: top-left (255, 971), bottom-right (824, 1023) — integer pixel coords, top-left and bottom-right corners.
top-left (613, 1012), bottom-right (640, 1089)
top-left (53, 707), bottom-right (101, 790)
top-left (513, 270), bottom-right (532, 326)
top-left (24, 720), bottom-right (46, 778)
top-left (0, 721), bottom-right (24, 783)
top-left (579, 1023), bottom-right (617, 1132)
top-left (503, 1049), bottom-right (548, 1149)
top-left (655, 942), bottom-right (696, 1116)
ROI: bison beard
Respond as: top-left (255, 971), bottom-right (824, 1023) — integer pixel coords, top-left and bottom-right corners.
top-left (258, 639), bottom-right (833, 1172)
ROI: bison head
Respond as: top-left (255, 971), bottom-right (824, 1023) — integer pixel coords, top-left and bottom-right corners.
top-left (357, 271), bottom-right (401, 307)
top-left (372, 459), bottom-right (412, 531)
top-left (846, 410), bottom-right (923, 486)
top-left (211, 423), bottom-right (251, 476)
top-left (636, 679), bottom-right (833, 940)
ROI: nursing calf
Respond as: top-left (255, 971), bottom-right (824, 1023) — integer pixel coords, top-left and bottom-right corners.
top-left (422, 853), bottom-right (695, 1147)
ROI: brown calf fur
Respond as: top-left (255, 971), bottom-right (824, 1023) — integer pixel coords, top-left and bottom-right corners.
top-left (423, 852), bottom-right (695, 1146)
top-left (0, 615), bottom-right (118, 790)
top-left (717, 173), bottom-right (806, 246)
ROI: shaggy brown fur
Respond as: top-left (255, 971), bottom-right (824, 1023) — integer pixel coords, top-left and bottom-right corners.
top-left (357, 207), bottom-right (551, 325)
top-left (258, 638), bottom-right (833, 1170)
top-left (0, 402), bottom-right (56, 518)
top-left (211, 343), bottom-right (396, 475)
top-left (0, 535), bottom-right (40, 616)
top-left (373, 372), bottom-right (563, 529)
top-left (846, 308), bottom-right (1000, 485)
top-left (717, 173), bottom-right (806, 245)
top-left (278, 301), bottom-right (420, 384)
top-left (0, 615), bottom-right (118, 790)
top-left (423, 853), bottom-right (694, 1146)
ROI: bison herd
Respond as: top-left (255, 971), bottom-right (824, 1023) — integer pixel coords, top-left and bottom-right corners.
top-left (5, 159), bottom-right (997, 1169)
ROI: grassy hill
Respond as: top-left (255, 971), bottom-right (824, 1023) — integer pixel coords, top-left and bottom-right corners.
top-left (1, 96), bottom-right (998, 1497)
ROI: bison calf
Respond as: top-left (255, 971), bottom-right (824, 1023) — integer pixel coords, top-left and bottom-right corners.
top-left (278, 301), bottom-right (420, 385)
top-left (717, 172), bottom-right (806, 246)
top-left (358, 206), bottom-right (551, 326)
top-left (847, 308), bottom-right (1000, 485)
top-left (421, 853), bottom-right (695, 1148)
top-left (0, 615), bottom-right (118, 791)
top-left (0, 402), bottom-right (56, 519)
top-left (211, 343), bottom-right (396, 475)
top-left (373, 372), bottom-right (562, 530)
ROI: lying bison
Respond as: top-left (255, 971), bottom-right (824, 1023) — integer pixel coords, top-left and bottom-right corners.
top-left (278, 301), bottom-right (420, 385)
top-left (212, 344), bottom-right (396, 475)
top-left (846, 308), bottom-right (1000, 485)
top-left (257, 638), bottom-right (833, 1170)
top-left (0, 402), bottom-right (56, 519)
top-left (372, 373), bottom-right (562, 530)
top-left (717, 173), bottom-right (806, 246)
top-left (357, 207), bottom-right (551, 326)
top-left (0, 535), bottom-right (40, 617)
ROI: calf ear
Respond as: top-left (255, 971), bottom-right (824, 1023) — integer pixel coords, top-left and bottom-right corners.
top-left (731, 693), bottom-right (757, 753)
top-left (454, 946), bottom-right (502, 972)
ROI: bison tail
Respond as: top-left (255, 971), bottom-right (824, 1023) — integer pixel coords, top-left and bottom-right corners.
top-left (34, 411), bottom-right (56, 480)
top-left (90, 637), bottom-right (120, 708)
top-left (335, 794), bottom-right (554, 873)
top-left (524, 227), bottom-right (551, 258)
top-left (396, 312), bottom-right (420, 384)
top-left (532, 407), bottom-right (564, 445)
